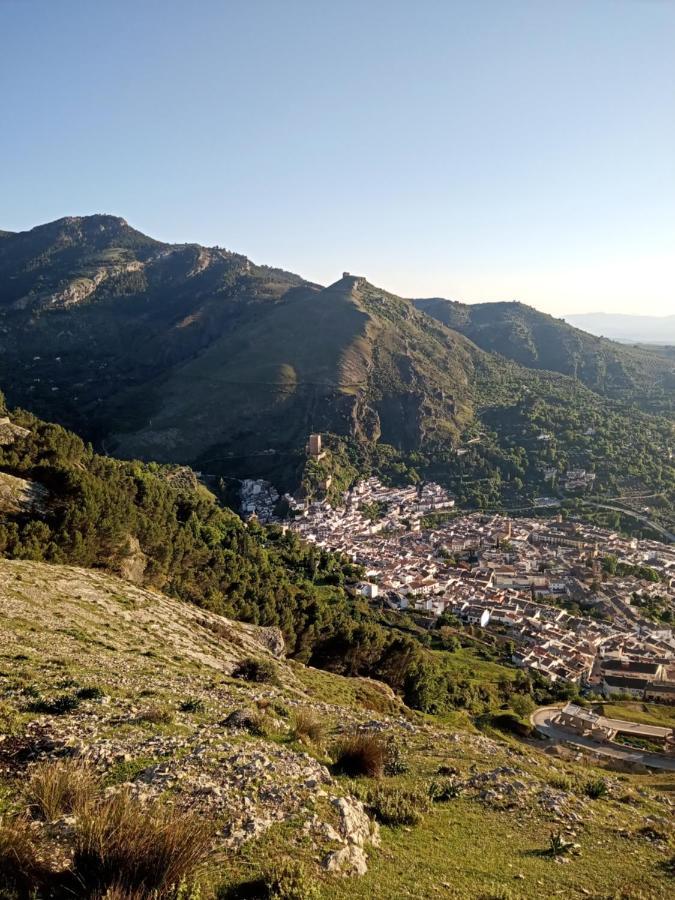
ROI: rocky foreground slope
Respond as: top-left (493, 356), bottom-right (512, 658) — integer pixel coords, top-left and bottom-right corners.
top-left (1, 558), bottom-right (674, 898)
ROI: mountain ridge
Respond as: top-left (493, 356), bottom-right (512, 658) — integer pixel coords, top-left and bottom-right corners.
top-left (0, 216), bottom-right (673, 516)
top-left (413, 296), bottom-right (674, 414)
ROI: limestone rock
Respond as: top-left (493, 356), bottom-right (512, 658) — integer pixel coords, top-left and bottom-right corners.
top-left (323, 843), bottom-right (369, 877)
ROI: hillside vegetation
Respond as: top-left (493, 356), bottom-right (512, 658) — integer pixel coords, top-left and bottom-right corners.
top-left (0, 396), bottom-right (543, 718)
top-left (414, 297), bottom-right (675, 417)
top-left (1, 558), bottom-right (674, 898)
top-left (1, 216), bottom-right (673, 520)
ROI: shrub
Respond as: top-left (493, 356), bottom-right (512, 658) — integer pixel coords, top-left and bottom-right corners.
top-left (291, 709), bottom-right (325, 745)
top-left (92, 885), bottom-right (148, 900)
top-left (232, 657), bottom-right (278, 685)
top-left (222, 708), bottom-right (268, 736)
top-left (489, 712), bottom-right (533, 738)
top-left (383, 734), bottom-right (408, 775)
top-left (76, 686), bottom-right (105, 701)
top-left (0, 701), bottom-right (20, 737)
top-left (0, 815), bottom-right (47, 896)
top-left (263, 858), bottom-right (320, 899)
top-left (137, 705), bottom-right (175, 726)
top-left (71, 789), bottom-right (211, 895)
top-left (271, 701), bottom-right (290, 719)
top-left (332, 732), bottom-right (386, 778)
top-left (93, 878), bottom-right (203, 899)
top-left (27, 693), bottom-right (80, 715)
top-left (179, 698), bottom-right (205, 714)
top-left (27, 759), bottom-right (98, 821)
top-left (509, 693), bottom-right (535, 718)
top-left (548, 830), bottom-right (577, 857)
top-left (428, 778), bottom-right (461, 802)
top-left (582, 778), bottom-right (608, 799)
top-left (363, 784), bottom-right (430, 826)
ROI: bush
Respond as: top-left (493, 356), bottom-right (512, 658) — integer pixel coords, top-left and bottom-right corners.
top-left (93, 886), bottom-right (148, 900)
top-left (27, 693), bottom-right (80, 715)
top-left (428, 778), bottom-right (461, 802)
top-left (27, 759), bottom-right (98, 821)
top-left (383, 734), bottom-right (408, 775)
top-left (179, 698), bottom-right (205, 714)
top-left (436, 764), bottom-right (459, 776)
top-left (137, 705), bottom-right (175, 726)
top-left (291, 709), bottom-right (325, 745)
top-left (263, 858), bottom-right (320, 899)
top-left (363, 784), bottom-right (430, 826)
top-left (548, 830), bottom-right (578, 857)
top-left (76, 686), bottom-right (105, 701)
top-left (332, 732), bottom-right (386, 778)
top-left (222, 708), bottom-right (268, 736)
top-left (0, 701), bottom-right (20, 737)
top-left (489, 712), bottom-right (533, 738)
top-left (0, 815), bottom-right (47, 896)
top-left (509, 693), bottom-right (535, 718)
top-left (71, 789), bottom-right (211, 895)
top-left (271, 701), bottom-right (290, 719)
top-left (232, 657), bottom-right (278, 685)
top-left (582, 778), bottom-right (608, 799)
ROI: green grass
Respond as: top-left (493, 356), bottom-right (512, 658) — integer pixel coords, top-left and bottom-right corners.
top-left (289, 661), bottom-right (408, 718)
top-left (217, 787), bottom-right (675, 900)
top-left (323, 799), bottom-right (672, 899)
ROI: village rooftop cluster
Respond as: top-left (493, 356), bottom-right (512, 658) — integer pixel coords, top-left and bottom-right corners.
top-left (282, 476), bottom-right (675, 698)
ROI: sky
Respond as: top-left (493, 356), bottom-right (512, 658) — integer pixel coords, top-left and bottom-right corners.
top-left (1, 0), bottom-right (673, 316)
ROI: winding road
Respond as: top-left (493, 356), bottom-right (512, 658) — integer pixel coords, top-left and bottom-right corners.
top-left (580, 500), bottom-right (675, 543)
top-left (531, 706), bottom-right (675, 771)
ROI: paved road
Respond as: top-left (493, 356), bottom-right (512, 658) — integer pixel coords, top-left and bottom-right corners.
top-left (531, 706), bottom-right (675, 771)
top-left (580, 501), bottom-right (675, 543)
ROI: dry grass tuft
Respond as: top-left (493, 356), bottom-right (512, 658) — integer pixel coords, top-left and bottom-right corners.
top-left (27, 759), bottom-right (98, 821)
top-left (291, 709), bottom-right (325, 746)
top-left (0, 814), bottom-right (48, 896)
top-left (72, 789), bottom-right (212, 895)
top-left (93, 886), bottom-right (148, 900)
top-left (332, 732), bottom-right (386, 777)
top-left (136, 705), bottom-right (175, 726)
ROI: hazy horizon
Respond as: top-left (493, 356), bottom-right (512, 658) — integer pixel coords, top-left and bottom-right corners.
top-left (1, 0), bottom-right (673, 317)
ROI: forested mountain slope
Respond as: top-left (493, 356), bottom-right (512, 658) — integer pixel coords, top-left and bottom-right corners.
top-left (414, 297), bottom-right (674, 416)
top-left (0, 216), bottom-right (673, 515)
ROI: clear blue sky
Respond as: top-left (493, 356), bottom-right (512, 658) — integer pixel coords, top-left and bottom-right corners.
top-left (1, 0), bottom-right (673, 315)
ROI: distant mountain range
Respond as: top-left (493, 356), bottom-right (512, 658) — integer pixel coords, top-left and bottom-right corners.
top-left (0, 216), bottom-right (673, 508)
top-left (563, 312), bottom-right (675, 345)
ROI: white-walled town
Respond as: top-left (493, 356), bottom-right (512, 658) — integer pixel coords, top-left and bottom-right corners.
top-left (241, 475), bottom-right (675, 697)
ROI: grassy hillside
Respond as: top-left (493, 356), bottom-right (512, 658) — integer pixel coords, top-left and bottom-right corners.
top-left (1, 558), bottom-right (674, 898)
